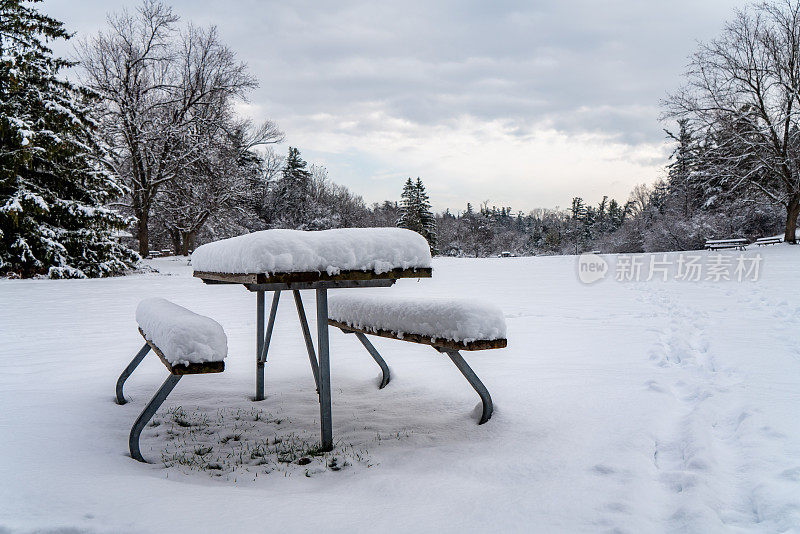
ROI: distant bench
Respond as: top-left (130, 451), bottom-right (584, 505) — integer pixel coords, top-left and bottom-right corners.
top-left (327, 294), bottom-right (507, 425)
top-left (755, 236), bottom-right (782, 246)
top-left (116, 298), bottom-right (227, 462)
top-left (704, 238), bottom-right (748, 251)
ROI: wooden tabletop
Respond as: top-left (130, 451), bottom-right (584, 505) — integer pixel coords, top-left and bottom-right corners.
top-left (194, 267), bottom-right (432, 285)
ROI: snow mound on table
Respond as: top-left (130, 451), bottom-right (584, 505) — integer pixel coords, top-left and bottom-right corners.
top-left (328, 294), bottom-right (507, 344)
top-left (136, 298), bottom-right (227, 366)
top-left (190, 228), bottom-right (432, 275)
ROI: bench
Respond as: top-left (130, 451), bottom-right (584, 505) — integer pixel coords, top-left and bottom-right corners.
top-left (327, 294), bottom-right (507, 424)
top-left (116, 298), bottom-right (227, 462)
top-left (704, 238), bottom-right (748, 251)
top-left (755, 236), bottom-right (782, 246)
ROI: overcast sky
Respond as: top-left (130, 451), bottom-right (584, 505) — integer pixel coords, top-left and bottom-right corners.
top-left (46, 0), bottom-right (748, 213)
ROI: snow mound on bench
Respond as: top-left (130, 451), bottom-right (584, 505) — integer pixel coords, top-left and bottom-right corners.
top-left (136, 298), bottom-right (227, 366)
top-left (328, 294), bottom-right (506, 344)
top-left (191, 228), bottom-right (432, 275)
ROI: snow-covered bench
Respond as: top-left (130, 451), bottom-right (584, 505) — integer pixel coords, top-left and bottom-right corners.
top-left (755, 236), bottom-right (782, 246)
top-left (116, 298), bottom-right (227, 462)
top-left (705, 238), bottom-right (748, 251)
top-left (327, 294), bottom-right (507, 424)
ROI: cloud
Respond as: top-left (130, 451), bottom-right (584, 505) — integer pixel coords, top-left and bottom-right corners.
top-left (286, 110), bottom-right (670, 211)
top-left (46, 0), bottom-right (747, 210)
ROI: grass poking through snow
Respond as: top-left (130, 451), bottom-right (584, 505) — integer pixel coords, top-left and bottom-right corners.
top-left (143, 405), bottom-right (386, 480)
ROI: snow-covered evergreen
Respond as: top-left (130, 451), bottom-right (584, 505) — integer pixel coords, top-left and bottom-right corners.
top-left (397, 177), bottom-right (437, 253)
top-left (273, 147), bottom-right (312, 228)
top-left (0, 0), bottom-right (137, 278)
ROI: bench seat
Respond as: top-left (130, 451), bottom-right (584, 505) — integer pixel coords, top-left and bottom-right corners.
top-left (327, 294), bottom-right (507, 350)
top-left (138, 328), bottom-right (225, 375)
top-left (118, 298), bottom-right (228, 462)
top-left (328, 294), bottom-right (506, 424)
top-left (136, 298), bottom-right (227, 369)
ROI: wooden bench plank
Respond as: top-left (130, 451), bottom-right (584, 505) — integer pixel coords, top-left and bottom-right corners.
top-left (138, 328), bottom-right (225, 375)
top-left (329, 319), bottom-right (507, 351)
top-left (194, 267), bottom-right (432, 285)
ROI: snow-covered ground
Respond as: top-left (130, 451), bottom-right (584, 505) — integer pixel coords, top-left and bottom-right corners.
top-left (2, 247), bottom-right (800, 533)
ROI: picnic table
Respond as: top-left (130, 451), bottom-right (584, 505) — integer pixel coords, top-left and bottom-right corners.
top-left (704, 238), bottom-right (749, 251)
top-left (191, 228), bottom-right (432, 451)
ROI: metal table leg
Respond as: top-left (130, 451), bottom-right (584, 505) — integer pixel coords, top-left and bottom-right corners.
top-left (256, 290), bottom-right (281, 401)
top-left (293, 290), bottom-right (319, 392)
top-left (129, 374), bottom-right (182, 462)
top-left (116, 343), bottom-right (151, 404)
top-left (353, 332), bottom-right (391, 389)
top-left (255, 290), bottom-right (265, 400)
top-left (261, 291), bottom-right (281, 362)
top-left (316, 287), bottom-right (333, 451)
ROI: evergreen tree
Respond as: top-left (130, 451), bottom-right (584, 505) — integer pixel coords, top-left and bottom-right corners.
top-left (414, 177), bottom-right (437, 254)
top-left (569, 197), bottom-right (587, 254)
top-left (0, 0), bottom-right (136, 278)
top-left (665, 119), bottom-right (700, 217)
top-left (397, 177), bottom-right (436, 253)
top-left (275, 147), bottom-right (311, 227)
top-left (397, 178), bottom-right (418, 231)
top-left (607, 199), bottom-right (625, 229)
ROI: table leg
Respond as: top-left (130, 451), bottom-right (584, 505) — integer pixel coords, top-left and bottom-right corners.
top-left (293, 290), bottom-right (320, 393)
top-left (256, 290), bottom-right (281, 401)
top-left (256, 290), bottom-right (265, 400)
top-left (316, 287), bottom-right (333, 451)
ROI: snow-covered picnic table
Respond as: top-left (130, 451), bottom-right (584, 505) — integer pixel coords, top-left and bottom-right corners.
top-left (192, 228), bottom-right (432, 450)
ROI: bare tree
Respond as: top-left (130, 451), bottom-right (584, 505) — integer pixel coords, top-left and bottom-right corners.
top-left (665, 0), bottom-right (800, 243)
top-left (76, 0), bottom-right (272, 255)
top-left (158, 118), bottom-right (281, 254)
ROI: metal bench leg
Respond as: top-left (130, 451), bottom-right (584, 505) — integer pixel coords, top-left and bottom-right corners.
top-left (293, 290), bottom-right (320, 393)
top-left (353, 332), bottom-right (390, 389)
top-left (116, 343), bottom-right (151, 405)
top-left (316, 287), bottom-right (333, 452)
top-left (256, 290), bottom-right (280, 401)
top-left (443, 350), bottom-right (493, 424)
top-left (129, 374), bottom-right (182, 462)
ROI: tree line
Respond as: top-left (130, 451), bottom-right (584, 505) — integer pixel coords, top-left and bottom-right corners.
top-left (2, 0), bottom-right (797, 278)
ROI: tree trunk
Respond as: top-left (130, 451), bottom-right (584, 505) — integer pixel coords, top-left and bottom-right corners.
top-left (180, 231), bottom-right (196, 256)
top-left (169, 228), bottom-right (181, 256)
top-left (785, 194), bottom-right (800, 244)
top-left (136, 214), bottom-right (149, 257)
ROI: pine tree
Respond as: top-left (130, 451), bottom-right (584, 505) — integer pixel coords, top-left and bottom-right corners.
top-left (397, 177), bottom-right (436, 254)
top-left (414, 177), bottom-right (437, 254)
top-left (275, 147), bottom-right (311, 228)
top-left (0, 0), bottom-right (137, 278)
top-left (570, 197), bottom-right (587, 254)
top-left (397, 178), bottom-right (418, 231)
top-left (608, 199), bottom-right (625, 229)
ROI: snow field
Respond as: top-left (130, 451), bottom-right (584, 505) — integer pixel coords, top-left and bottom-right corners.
top-left (0, 247), bottom-right (799, 533)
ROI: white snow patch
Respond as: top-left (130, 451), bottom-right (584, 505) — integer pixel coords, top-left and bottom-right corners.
top-left (190, 228), bottom-right (432, 274)
top-left (328, 293), bottom-right (507, 343)
top-left (135, 298), bottom-right (227, 366)
top-left (2, 250), bottom-right (800, 533)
